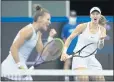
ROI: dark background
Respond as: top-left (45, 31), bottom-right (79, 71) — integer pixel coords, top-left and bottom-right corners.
top-left (70, 1), bottom-right (113, 15)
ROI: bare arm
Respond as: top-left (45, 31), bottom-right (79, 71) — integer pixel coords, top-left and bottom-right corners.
top-left (36, 31), bottom-right (44, 54)
top-left (10, 27), bottom-right (32, 64)
top-left (36, 29), bottom-right (57, 53)
top-left (98, 26), bottom-right (107, 49)
top-left (64, 24), bottom-right (86, 50)
top-left (61, 23), bottom-right (86, 61)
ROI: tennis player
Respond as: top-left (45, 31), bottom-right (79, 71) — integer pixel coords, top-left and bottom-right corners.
top-left (1, 5), bottom-right (56, 80)
top-left (61, 7), bottom-right (107, 81)
top-left (61, 10), bottom-right (78, 81)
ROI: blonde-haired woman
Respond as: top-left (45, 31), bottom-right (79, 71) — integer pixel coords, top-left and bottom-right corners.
top-left (61, 7), bottom-right (107, 81)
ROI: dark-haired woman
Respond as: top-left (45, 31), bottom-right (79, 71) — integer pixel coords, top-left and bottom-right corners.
top-left (1, 5), bottom-right (56, 80)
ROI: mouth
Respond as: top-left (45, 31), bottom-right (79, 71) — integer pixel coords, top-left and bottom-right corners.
top-left (94, 18), bottom-right (97, 21)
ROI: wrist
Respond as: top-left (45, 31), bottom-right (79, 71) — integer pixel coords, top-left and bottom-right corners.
top-left (17, 62), bottom-right (21, 67)
top-left (99, 39), bottom-right (104, 43)
top-left (63, 47), bottom-right (67, 54)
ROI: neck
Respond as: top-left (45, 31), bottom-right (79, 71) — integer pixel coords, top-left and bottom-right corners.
top-left (90, 21), bottom-right (99, 29)
top-left (32, 22), bottom-right (40, 32)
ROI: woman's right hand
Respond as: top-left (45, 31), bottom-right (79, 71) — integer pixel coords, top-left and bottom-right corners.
top-left (60, 53), bottom-right (69, 61)
top-left (17, 62), bottom-right (26, 69)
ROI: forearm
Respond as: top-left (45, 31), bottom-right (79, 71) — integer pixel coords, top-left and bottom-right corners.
top-left (10, 47), bottom-right (20, 63)
top-left (63, 36), bottom-right (74, 53)
top-left (36, 38), bottom-right (44, 53)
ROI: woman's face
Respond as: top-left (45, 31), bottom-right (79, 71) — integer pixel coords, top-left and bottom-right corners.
top-left (90, 11), bottom-right (101, 24)
top-left (37, 13), bottom-right (51, 31)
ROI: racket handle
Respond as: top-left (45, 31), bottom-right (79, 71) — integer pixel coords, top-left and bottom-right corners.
top-left (67, 55), bottom-right (72, 59)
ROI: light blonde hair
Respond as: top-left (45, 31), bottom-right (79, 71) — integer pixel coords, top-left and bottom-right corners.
top-left (99, 15), bottom-right (108, 26)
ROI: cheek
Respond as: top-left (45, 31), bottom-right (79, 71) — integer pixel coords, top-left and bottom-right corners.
top-left (90, 15), bottom-right (94, 19)
top-left (97, 15), bottom-right (101, 20)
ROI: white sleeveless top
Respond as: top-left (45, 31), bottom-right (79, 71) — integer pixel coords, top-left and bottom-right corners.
top-left (73, 22), bottom-right (101, 54)
top-left (9, 23), bottom-right (39, 61)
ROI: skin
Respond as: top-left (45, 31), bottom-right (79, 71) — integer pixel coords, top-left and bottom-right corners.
top-left (60, 11), bottom-right (106, 81)
top-left (10, 12), bottom-right (51, 64)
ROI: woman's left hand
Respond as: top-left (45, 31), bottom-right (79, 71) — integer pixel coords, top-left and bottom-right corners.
top-left (100, 26), bottom-right (107, 40)
top-left (100, 33), bottom-right (107, 40)
top-left (49, 29), bottom-right (57, 37)
top-left (37, 31), bottom-right (42, 39)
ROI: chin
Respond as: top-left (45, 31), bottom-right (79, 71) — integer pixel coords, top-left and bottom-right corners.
top-left (93, 21), bottom-right (98, 24)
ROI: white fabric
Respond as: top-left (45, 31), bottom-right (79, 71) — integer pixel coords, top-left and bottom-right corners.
top-left (1, 23), bottom-right (38, 80)
top-left (72, 22), bottom-right (102, 70)
top-left (90, 7), bottom-right (101, 14)
top-left (73, 22), bottom-right (100, 55)
top-left (72, 53), bottom-right (102, 70)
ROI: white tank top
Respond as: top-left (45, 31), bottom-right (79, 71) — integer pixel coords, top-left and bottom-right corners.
top-left (9, 23), bottom-right (39, 61)
top-left (73, 22), bottom-right (101, 54)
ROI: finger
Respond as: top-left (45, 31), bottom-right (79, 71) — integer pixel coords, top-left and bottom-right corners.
top-left (60, 56), bottom-right (65, 61)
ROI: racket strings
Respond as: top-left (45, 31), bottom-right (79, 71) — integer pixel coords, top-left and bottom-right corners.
top-left (34, 39), bottom-right (64, 65)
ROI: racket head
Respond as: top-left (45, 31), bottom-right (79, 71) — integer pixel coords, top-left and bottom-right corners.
top-left (40, 38), bottom-right (64, 62)
top-left (72, 43), bottom-right (97, 58)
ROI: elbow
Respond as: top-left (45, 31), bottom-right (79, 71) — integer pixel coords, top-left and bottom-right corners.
top-left (10, 45), bottom-right (14, 52)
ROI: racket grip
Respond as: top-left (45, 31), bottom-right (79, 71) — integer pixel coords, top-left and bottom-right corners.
top-left (67, 55), bottom-right (72, 59)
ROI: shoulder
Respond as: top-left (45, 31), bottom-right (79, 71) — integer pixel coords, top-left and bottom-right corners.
top-left (18, 24), bottom-right (33, 39)
top-left (76, 22), bottom-right (88, 28)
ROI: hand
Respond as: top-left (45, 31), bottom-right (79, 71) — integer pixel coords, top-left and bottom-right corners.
top-left (17, 62), bottom-right (26, 69)
top-left (60, 53), bottom-right (69, 61)
top-left (37, 31), bottom-right (42, 38)
top-left (18, 66), bottom-right (25, 69)
top-left (49, 29), bottom-right (57, 37)
top-left (100, 33), bottom-right (107, 40)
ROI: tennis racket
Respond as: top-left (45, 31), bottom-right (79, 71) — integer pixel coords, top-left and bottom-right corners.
top-left (68, 43), bottom-right (97, 59)
top-left (29, 38), bottom-right (64, 69)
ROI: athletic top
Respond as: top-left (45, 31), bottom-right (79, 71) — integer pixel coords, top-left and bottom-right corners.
top-left (73, 22), bottom-right (101, 55)
top-left (61, 23), bottom-right (78, 55)
top-left (9, 23), bottom-right (39, 61)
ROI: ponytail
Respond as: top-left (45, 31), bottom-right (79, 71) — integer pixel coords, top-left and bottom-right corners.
top-left (99, 15), bottom-right (108, 26)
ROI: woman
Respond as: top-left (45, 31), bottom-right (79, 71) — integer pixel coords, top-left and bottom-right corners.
top-left (61, 7), bottom-right (107, 81)
top-left (1, 5), bottom-right (56, 80)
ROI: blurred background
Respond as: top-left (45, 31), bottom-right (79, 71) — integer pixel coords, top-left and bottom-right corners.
top-left (1, 0), bottom-right (113, 81)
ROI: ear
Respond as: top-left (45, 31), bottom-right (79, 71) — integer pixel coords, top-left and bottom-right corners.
top-left (37, 16), bottom-right (43, 22)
